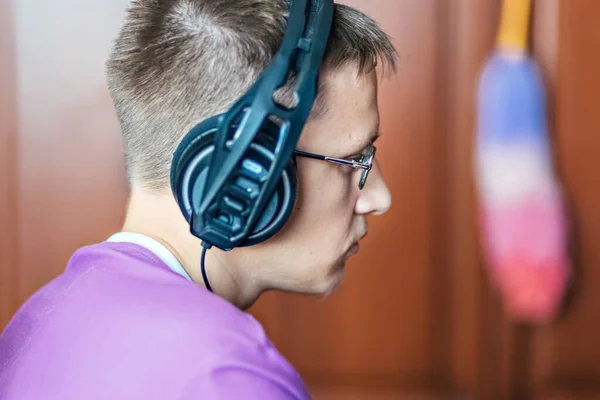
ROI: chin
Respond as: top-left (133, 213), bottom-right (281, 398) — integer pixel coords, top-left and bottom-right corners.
top-left (313, 265), bottom-right (346, 297)
top-left (292, 257), bottom-right (349, 297)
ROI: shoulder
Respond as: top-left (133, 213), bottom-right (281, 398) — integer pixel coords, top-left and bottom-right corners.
top-left (77, 242), bottom-right (310, 398)
top-left (139, 287), bottom-right (310, 399)
top-left (2, 241), bottom-right (310, 399)
top-left (179, 312), bottom-right (310, 400)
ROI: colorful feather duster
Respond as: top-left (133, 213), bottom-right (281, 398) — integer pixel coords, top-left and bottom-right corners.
top-left (475, 0), bottom-right (571, 323)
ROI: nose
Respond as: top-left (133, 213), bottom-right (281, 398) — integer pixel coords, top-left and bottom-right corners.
top-left (355, 160), bottom-right (392, 216)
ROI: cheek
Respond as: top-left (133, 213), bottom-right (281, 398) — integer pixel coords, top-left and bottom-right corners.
top-left (268, 162), bottom-right (357, 264)
top-left (294, 161), bottom-right (356, 222)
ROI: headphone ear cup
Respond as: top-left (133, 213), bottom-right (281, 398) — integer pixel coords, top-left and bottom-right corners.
top-left (171, 114), bottom-right (297, 248)
top-left (241, 123), bottom-right (297, 247)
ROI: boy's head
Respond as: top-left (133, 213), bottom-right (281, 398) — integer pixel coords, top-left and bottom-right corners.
top-left (106, 0), bottom-right (397, 301)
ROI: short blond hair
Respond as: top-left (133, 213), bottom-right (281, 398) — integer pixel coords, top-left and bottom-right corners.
top-left (106, 0), bottom-right (397, 191)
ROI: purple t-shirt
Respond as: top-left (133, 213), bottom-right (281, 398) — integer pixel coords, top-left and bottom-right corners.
top-left (0, 240), bottom-right (310, 399)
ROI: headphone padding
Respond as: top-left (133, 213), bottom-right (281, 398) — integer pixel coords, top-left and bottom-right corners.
top-left (170, 114), bottom-right (297, 247)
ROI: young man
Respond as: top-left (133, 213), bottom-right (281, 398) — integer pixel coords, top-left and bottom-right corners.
top-left (0, 0), bottom-right (396, 398)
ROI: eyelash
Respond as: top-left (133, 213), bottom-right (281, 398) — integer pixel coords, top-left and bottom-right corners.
top-left (345, 137), bottom-right (377, 161)
top-left (350, 145), bottom-right (371, 161)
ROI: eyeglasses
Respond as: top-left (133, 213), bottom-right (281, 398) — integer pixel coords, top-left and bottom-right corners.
top-left (293, 143), bottom-right (376, 190)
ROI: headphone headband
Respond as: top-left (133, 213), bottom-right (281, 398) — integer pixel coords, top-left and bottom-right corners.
top-left (193, 0), bottom-right (333, 250)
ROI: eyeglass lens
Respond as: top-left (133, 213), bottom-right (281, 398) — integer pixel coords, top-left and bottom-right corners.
top-left (358, 145), bottom-right (376, 190)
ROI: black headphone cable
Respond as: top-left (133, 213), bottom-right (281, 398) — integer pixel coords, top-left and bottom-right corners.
top-left (201, 242), bottom-right (213, 292)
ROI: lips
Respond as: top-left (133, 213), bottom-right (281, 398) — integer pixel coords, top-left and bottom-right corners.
top-left (349, 242), bottom-right (359, 256)
top-left (346, 228), bottom-right (368, 259)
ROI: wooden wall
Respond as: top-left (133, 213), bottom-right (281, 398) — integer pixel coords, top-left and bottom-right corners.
top-left (1, 1), bottom-right (600, 399)
top-left (1, 0), bottom-right (19, 333)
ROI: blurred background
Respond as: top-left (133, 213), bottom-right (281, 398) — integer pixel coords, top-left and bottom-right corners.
top-left (1, 0), bottom-right (599, 399)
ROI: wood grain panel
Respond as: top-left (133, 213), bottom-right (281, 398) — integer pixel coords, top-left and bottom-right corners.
top-left (444, 0), bottom-right (505, 398)
top-left (530, 0), bottom-right (600, 396)
top-left (0, 0), bottom-right (18, 330)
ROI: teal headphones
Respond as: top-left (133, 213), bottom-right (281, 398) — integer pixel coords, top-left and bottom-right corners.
top-left (170, 0), bottom-right (334, 290)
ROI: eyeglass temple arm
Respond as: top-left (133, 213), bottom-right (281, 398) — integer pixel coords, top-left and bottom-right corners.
top-left (293, 150), bottom-right (369, 169)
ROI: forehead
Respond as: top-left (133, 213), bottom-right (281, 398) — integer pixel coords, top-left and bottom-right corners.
top-left (299, 63), bottom-right (380, 155)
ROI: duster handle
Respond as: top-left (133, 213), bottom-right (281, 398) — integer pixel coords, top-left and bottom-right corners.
top-left (497, 0), bottom-right (532, 52)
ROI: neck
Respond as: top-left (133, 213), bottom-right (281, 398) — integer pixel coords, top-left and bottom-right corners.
top-left (120, 186), bottom-right (264, 310)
